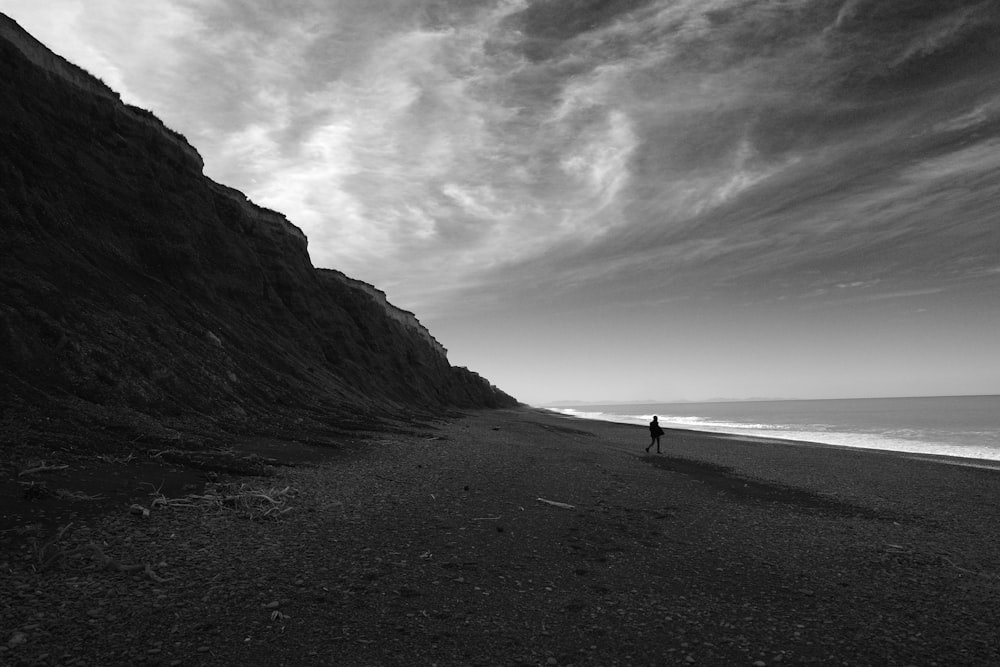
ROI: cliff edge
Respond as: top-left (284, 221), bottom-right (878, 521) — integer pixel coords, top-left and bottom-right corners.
top-left (0, 13), bottom-right (516, 450)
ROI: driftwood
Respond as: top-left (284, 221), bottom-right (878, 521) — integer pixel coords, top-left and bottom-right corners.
top-left (44, 544), bottom-right (171, 583)
top-left (32, 524), bottom-right (170, 582)
top-left (150, 482), bottom-right (297, 521)
top-left (936, 553), bottom-right (999, 581)
top-left (18, 462), bottom-right (70, 477)
top-left (96, 452), bottom-right (135, 464)
top-left (884, 543), bottom-right (998, 581)
top-left (537, 497), bottom-right (575, 510)
top-left (54, 489), bottom-right (104, 501)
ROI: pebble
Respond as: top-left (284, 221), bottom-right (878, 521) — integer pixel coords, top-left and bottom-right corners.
top-left (8, 632), bottom-right (28, 647)
top-left (262, 601), bottom-right (280, 609)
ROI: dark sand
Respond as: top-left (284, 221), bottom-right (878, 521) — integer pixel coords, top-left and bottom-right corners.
top-left (2, 407), bottom-right (999, 665)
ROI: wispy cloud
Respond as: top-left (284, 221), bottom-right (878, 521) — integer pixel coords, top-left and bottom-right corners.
top-left (3, 0), bottom-right (1000, 400)
top-left (863, 288), bottom-right (948, 302)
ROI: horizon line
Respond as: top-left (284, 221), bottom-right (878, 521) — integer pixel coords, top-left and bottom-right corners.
top-left (537, 393), bottom-right (1000, 407)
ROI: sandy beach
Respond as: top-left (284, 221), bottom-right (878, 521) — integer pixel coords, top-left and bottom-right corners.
top-left (2, 406), bottom-right (999, 666)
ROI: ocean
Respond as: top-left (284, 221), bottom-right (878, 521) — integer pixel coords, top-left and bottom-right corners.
top-left (545, 395), bottom-right (1000, 462)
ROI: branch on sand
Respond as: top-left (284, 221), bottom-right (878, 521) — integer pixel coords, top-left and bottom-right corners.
top-left (31, 523), bottom-right (171, 582)
top-left (537, 498), bottom-right (575, 510)
top-left (54, 489), bottom-right (104, 501)
top-left (18, 462), bottom-right (70, 477)
top-left (936, 553), bottom-right (999, 581)
top-left (885, 543), bottom-right (999, 582)
top-left (150, 482), bottom-right (298, 521)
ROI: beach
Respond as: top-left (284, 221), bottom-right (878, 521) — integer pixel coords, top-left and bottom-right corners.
top-left (2, 407), bottom-right (999, 665)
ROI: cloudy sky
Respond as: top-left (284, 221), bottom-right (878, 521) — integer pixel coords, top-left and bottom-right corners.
top-left (4, 0), bottom-right (999, 404)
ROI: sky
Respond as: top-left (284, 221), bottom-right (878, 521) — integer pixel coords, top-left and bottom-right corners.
top-left (3, 0), bottom-right (999, 405)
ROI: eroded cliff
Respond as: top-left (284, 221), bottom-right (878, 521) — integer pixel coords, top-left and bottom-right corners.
top-left (0, 14), bottom-right (516, 449)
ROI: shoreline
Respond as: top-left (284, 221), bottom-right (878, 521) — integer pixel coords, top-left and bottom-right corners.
top-left (539, 405), bottom-right (1000, 468)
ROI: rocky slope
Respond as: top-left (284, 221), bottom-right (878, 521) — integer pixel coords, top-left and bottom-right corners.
top-left (0, 13), bottom-right (516, 452)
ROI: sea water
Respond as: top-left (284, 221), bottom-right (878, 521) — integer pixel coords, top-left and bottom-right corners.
top-left (546, 395), bottom-right (1000, 462)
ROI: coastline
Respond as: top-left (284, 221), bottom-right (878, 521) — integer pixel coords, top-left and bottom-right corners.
top-left (2, 406), bottom-right (999, 665)
top-left (540, 402), bottom-right (1000, 467)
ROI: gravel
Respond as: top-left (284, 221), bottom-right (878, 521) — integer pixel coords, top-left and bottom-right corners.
top-left (2, 408), bottom-right (998, 665)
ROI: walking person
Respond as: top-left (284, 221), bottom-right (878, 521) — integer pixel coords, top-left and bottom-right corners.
top-left (646, 415), bottom-right (664, 453)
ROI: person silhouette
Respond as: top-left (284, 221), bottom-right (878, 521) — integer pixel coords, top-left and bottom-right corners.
top-left (646, 415), bottom-right (664, 453)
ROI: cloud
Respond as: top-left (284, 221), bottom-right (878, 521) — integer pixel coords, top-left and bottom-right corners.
top-left (862, 288), bottom-right (948, 302)
top-left (4, 0), bottom-right (1000, 319)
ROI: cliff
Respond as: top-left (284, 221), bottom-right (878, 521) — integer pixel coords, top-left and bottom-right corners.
top-left (0, 14), bottom-right (516, 449)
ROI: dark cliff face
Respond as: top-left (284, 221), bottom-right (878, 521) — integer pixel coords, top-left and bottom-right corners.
top-left (0, 15), bottom-right (516, 446)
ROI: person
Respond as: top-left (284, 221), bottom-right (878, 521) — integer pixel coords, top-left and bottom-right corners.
top-left (646, 415), bottom-right (664, 453)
